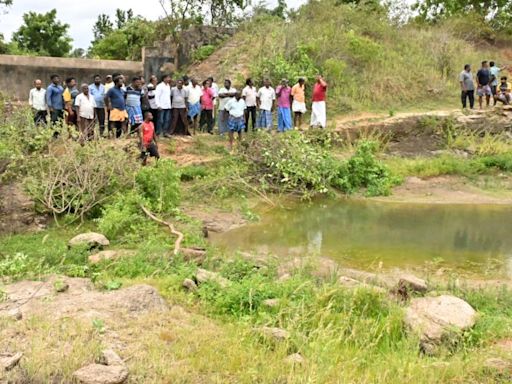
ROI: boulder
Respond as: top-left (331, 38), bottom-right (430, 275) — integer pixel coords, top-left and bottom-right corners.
top-left (262, 299), bottom-right (280, 308)
top-left (484, 358), bottom-right (512, 373)
top-left (397, 274), bottom-right (428, 294)
top-left (404, 295), bottom-right (477, 345)
top-left (73, 349), bottom-right (128, 384)
top-left (195, 268), bottom-right (230, 288)
top-left (88, 251), bottom-right (118, 264)
top-left (285, 353), bottom-right (305, 365)
top-left (182, 278), bottom-right (198, 292)
top-left (69, 233), bottom-right (110, 249)
top-left (180, 248), bottom-right (207, 264)
top-left (258, 327), bottom-right (290, 341)
top-left (73, 364), bottom-right (128, 384)
top-left (0, 352), bottom-right (22, 371)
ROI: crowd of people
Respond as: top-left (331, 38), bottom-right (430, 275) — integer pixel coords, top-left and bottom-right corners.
top-left (459, 60), bottom-right (510, 109)
top-left (28, 72), bottom-right (329, 160)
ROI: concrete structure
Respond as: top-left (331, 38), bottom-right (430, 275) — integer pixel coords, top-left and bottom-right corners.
top-left (0, 55), bottom-right (143, 100)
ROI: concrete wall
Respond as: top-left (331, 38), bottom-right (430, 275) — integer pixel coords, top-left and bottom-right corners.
top-left (0, 55), bottom-right (143, 100)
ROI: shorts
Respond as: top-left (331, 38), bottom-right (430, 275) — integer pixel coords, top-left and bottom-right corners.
top-left (477, 85), bottom-right (492, 97)
top-left (110, 108), bottom-right (128, 122)
top-left (228, 116), bottom-right (245, 132)
top-left (141, 142), bottom-right (160, 159)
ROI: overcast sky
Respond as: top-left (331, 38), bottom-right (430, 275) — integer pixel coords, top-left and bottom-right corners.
top-left (0, 0), bottom-right (306, 49)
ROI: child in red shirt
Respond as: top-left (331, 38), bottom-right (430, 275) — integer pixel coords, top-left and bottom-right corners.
top-left (139, 111), bottom-right (160, 165)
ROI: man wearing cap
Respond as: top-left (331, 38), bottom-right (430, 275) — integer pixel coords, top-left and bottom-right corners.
top-left (275, 78), bottom-right (293, 132)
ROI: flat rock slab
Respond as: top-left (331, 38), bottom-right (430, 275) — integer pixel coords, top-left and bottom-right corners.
top-left (73, 364), bottom-right (128, 384)
top-left (405, 295), bottom-right (477, 342)
top-left (0, 277), bottom-right (168, 322)
top-left (0, 352), bottom-right (22, 371)
top-left (88, 250), bottom-right (136, 264)
top-left (69, 232), bottom-right (110, 248)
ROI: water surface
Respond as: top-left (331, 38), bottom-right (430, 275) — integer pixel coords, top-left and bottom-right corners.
top-left (212, 200), bottom-right (512, 277)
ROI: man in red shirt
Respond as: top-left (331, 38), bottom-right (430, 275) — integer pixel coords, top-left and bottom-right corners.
top-left (139, 111), bottom-right (160, 166)
top-left (310, 74), bottom-right (328, 129)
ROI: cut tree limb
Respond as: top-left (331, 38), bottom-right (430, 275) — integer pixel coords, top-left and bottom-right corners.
top-left (140, 204), bottom-right (184, 256)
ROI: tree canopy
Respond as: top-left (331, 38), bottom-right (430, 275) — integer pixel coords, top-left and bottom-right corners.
top-left (12, 9), bottom-right (72, 57)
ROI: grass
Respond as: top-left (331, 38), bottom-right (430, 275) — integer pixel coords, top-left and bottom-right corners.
top-left (2, 230), bottom-right (512, 383)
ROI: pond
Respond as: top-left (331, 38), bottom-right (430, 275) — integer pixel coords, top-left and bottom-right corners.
top-left (212, 200), bottom-right (512, 277)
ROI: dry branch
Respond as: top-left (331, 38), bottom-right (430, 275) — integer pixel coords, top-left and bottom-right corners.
top-left (140, 204), bottom-right (184, 256)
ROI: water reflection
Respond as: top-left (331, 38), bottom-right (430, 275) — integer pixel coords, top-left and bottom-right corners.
top-left (213, 200), bottom-right (512, 275)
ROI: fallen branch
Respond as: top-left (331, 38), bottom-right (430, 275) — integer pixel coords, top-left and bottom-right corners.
top-left (140, 204), bottom-right (184, 256)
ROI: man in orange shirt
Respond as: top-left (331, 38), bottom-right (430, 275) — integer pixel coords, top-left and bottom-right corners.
top-left (291, 78), bottom-right (306, 129)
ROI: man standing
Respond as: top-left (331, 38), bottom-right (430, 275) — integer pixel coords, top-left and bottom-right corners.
top-left (170, 79), bottom-right (190, 136)
top-left (218, 79), bottom-right (237, 135)
top-left (242, 78), bottom-right (257, 132)
top-left (489, 61), bottom-right (509, 105)
top-left (224, 92), bottom-right (246, 150)
top-left (146, 75), bottom-right (159, 125)
top-left (459, 64), bottom-right (475, 110)
top-left (291, 78), bottom-right (306, 129)
top-left (310, 74), bottom-right (328, 129)
top-left (257, 78), bottom-right (276, 130)
top-left (29, 79), bottom-right (47, 126)
top-left (63, 77), bottom-right (79, 128)
top-left (200, 79), bottom-right (215, 134)
top-left (476, 61), bottom-right (492, 109)
top-left (275, 79), bottom-right (293, 132)
top-left (46, 74), bottom-right (64, 125)
top-left (75, 83), bottom-right (96, 144)
top-left (89, 75), bottom-right (106, 137)
top-left (126, 76), bottom-right (144, 133)
top-left (105, 76), bottom-right (128, 138)
top-left (155, 74), bottom-right (172, 136)
top-left (187, 78), bottom-right (202, 134)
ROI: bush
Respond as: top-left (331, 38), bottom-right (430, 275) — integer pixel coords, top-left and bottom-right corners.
top-left (192, 44), bottom-right (216, 61)
top-left (24, 142), bottom-right (138, 222)
top-left (135, 159), bottom-right (181, 213)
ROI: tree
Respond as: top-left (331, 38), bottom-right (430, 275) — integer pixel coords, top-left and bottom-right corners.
top-left (12, 9), bottom-right (72, 57)
top-left (70, 48), bottom-right (86, 58)
top-left (115, 8), bottom-right (134, 29)
top-left (413, 0), bottom-right (512, 21)
top-left (89, 17), bottom-right (155, 61)
top-left (93, 14), bottom-right (113, 41)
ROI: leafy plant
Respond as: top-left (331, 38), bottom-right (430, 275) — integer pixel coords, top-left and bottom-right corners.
top-left (192, 44), bottom-right (216, 61)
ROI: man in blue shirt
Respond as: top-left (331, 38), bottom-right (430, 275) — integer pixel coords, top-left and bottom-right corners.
top-left (105, 76), bottom-right (127, 138)
top-left (46, 74), bottom-right (64, 125)
top-left (89, 75), bottom-right (106, 137)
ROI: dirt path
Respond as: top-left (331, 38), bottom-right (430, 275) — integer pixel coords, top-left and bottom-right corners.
top-left (373, 176), bottom-right (512, 205)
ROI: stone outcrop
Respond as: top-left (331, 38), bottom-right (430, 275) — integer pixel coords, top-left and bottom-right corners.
top-left (73, 350), bottom-right (128, 384)
top-left (68, 232), bottom-right (110, 249)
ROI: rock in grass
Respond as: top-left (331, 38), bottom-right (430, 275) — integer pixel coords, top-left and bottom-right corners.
top-left (405, 295), bottom-right (477, 346)
top-left (397, 274), bottom-right (428, 294)
top-left (69, 233), bottom-right (110, 249)
top-left (182, 278), bottom-right (198, 292)
top-left (484, 358), bottom-right (512, 372)
top-left (0, 352), bottom-right (22, 371)
top-left (195, 268), bottom-right (230, 288)
top-left (0, 308), bottom-right (22, 321)
top-left (73, 364), bottom-right (128, 384)
top-left (262, 299), bottom-right (280, 308)
top-left (258, 327), bottom-right (290, 341)
top-left (284, 353), bottom-right (305, 365)
top-left (74, 349), bottom-right (127, 384)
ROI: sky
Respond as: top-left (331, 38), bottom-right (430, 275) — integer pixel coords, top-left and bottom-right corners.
top-left (0, 0), bottom-right (306, 49)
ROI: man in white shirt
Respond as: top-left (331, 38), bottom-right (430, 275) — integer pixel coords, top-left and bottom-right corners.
top-left (242, 78), bottom-right (257, 132)
top-left (257, 78), bottom-right (276, 130)
top-left (29, 79), bottom-right (47, 126)
top-left (187, 78), bottom-right (203, 134)
top-left (75, 83), bottom-right (97, 144)
top-left (218, 79), bottom-right (237, 134)
top-left (155, 74), bottom-right (172, 136)
top-left (225, 92), bottom-right (246, 149)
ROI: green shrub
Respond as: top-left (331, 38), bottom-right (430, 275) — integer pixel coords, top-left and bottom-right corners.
top-left (135, 159), bottom-right (181, 213)
top-left (192, 44), bottom-right (216, 61)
